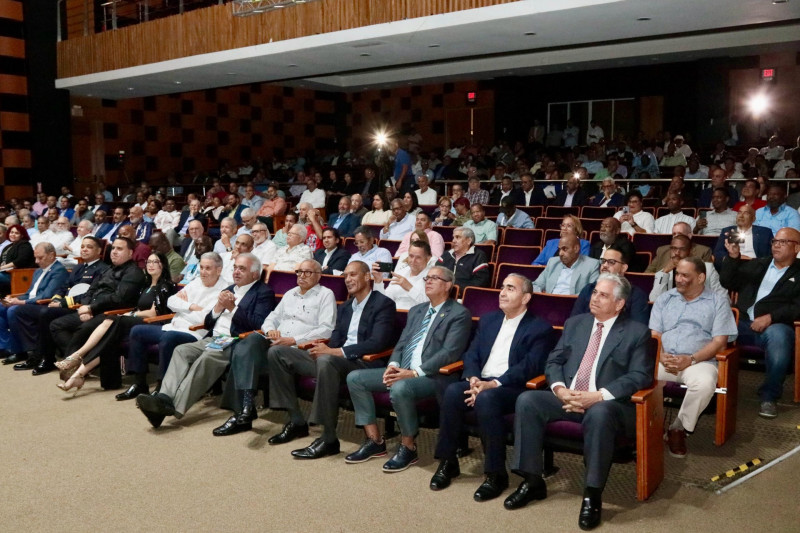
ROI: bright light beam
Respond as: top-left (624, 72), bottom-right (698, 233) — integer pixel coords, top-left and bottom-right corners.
top-left (748, 93), bottom-right (769, 116)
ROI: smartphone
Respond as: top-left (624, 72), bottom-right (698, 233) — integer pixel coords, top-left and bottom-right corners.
top-left (377, 262), bottom-right (394, 273)
top-left (727, 230), bottom-right (744, 244)
top-left (622, 206), bottom-right (630, 214)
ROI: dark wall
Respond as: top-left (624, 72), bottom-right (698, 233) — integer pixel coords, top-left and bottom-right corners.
top-left (25, 0), bottom-right (72, 192)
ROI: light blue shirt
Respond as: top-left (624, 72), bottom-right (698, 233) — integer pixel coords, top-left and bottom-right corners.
top-left (552, 263), bottom-right (574, 295)
top-left (755, 203), bottom-right (800, 236)
top-left (348, 244), bottom-right (393, 266)
top-left (496, 209), bottom-right (534, 229)
top-left (380, 213), bottom-right (415, 240)
top-left (463, 219), bottom-right (498, 243)
top-left (748, 259), bottom-right (788, 321)
top-left (344, 292), bottom-right (371, 348)
top-left (409, 302), bottom-right (444, 375)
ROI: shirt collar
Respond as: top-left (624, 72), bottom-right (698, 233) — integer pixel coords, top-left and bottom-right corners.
top-left (233, 280), bottom-right (257, 296)
top-left (767, 259), bottom-right (789, 274)
top-left (352, 291), bottom-right (372, 311)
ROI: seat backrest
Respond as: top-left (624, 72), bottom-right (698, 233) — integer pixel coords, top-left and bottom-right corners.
top-left (632, 232), bottom-right (672, 257)
top-left (535, 217), bottom-right (563, 231)
top-left (628, 251), bottom-right (652, 273)
top-left (431, 225), bottom-right (455, 242)
top-left (474, 243), bottom-right (495, 262)
top-left (496, 245), bottom-right (541, 266)
top-left (518, 205), bottom-right (543, 219)
top-left (343, 237), bottom-right (359, 255)
top-left (319, 275), bottom-right (348, 302)
top-left (502, 228), bottom-right (543, 247)
top-left (625, 272), bottom-right (655, 296)
top-left (581, 218), bottom-right (604, 235)
top-left (461, 287), bottom-right (500, 318)
top-left (692, 234), bottom-right (718, 252)
top-left (581, 206), bottom-right (616, 219)
top-left (546, 206), bottom-right (580, 218)
top-left (494, 263), bottom-right (545, 288)
top-left (379, 239), bottom-right (402, 257)
top-left (528, 293), bottom-right (578, 328)
top-left (267, 270), bottom-right (298, 297)
top-left (482, 205), bottom-right (500, 217)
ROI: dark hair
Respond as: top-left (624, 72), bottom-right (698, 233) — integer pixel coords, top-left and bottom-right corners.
top-left (145, 252), bottom-right (171, 285)
top-left (409, 239), bottom-right (432, 257)
top-left (7, 224), bottom-right (30, 241)
top-left (403, 191), bottom-right (419, 212)
top-left (681, 255), bottom-right (707, 276)
top-left (115, 236), bottom-right (136, 251)
top-left (626, 190), bottom-right (643, 202)
top-left (83, 236), bottom-right (104, 249)
top-left (371, 192), bottom-right (388, 210)
top-left (322, 227), bottom-right (342, 248)
top-left (353, 225), bottom-right (373, 240)
top-left (713, 186), bottom-right (730, 198)
top-left (607, 243), bottom-right (632, 265)
top-left (454, 197), bottom-right (471, 209)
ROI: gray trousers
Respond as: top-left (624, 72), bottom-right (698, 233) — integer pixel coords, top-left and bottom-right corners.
top-left (346, 367), bottom-right (437, 437)
top-left (160, 337), bottom-right (233, 417)
top-left (268, 345), bottom-right (370, 431)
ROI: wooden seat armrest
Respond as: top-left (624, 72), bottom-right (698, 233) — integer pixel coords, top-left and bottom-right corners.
top-left (526, 375), bottom-right (548, 390)
top-left (188, 324), bottom-right (206, 331)
top-left (631, 381), bottom-right (664, 403)
top-left (238, 330), bottom-right (262, 339)
top-left (715, 346), bottom-right (738, 363)
top-left (439, 361), bottom-right (464, 375)
top-left (103, 308), bottom-right (135, 316)
top-left (297, 338), bottom-right (330, 350)
top-left (363, 348), bottom-right (393, 362)
top-left (143, 313), bottom-right (176, 324)
top-left (36, 299), bottom-right (52, 305)
top-left (68, 304), bottom-right (81, 309)
top-left (8, 293), bottom-right (24, 298)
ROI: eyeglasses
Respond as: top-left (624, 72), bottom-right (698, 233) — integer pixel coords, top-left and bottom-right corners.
top-left (423, 275), bottom-right (448, 283)
top-left (146, 260), bottom-right (162, 265)
top-left (295, 270), bottom-right (321, 277)
top-left (599, 258), bottom-right (625, 266)
top-left (771, 239), bottom-right (800, 247)
top-left (252, 229), bottom-right (267, 233)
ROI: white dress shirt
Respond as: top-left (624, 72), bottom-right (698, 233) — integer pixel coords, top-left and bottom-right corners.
top-left (252, 240), bottom-right (277, 267)
top-left (299, 188), bottom-right (326, 209)
top-left (614, 209), bottom-right (655, 235)
top-left (272, 244), bottom-right (312, 271)
top-left (372, 260), bottom-right (431, 310)
top-left (261, 284), bottom-right (337, 345)
top-left (654, 212), bottom-right (696, 234)
top-left (550, 314), bottom-right (619, 399)
top-left (210, 280), bottom-right (257, 337)
top-left (481, 311), bottom-right (525, 380)
top-left (380, 213), bottom-right (415, 241)
top-left (163, 276), bottom-right (229, 339)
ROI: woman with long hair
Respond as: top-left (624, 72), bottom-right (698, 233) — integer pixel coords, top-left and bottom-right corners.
top-left (361, 193), bottom-right (391, 225)
top-left (0, 224), bottom-right (35, 294)
top-left (56, 252), bottom-right (177, 393)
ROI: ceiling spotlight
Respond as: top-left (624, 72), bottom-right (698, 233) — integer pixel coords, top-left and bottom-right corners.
top-left (524, 32), bottom-right (536, 36)
top-left (748, 93), bottom-right (770, 116)
top-left (174, 81), bottom-right (182, 84)
top-left (288, 64), bottom-right (298, 67)
top-left (636, 16), bottom-right (651, 21)
top-left (127, 87), bottom-right (134, 91)
top-left (360, 53), bottom-right (371, 57)
top-left (772, 0), bottom-right (787, 4)
top-left (428, 44), bottom-right (440, 48)
top-left (226, 72), bottom-right (237, 75)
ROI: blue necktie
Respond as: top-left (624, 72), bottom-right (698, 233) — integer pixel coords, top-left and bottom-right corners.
top-left (400, 307), bottom-right (436, 369)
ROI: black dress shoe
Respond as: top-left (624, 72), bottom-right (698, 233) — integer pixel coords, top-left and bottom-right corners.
top-left (503, 479), bottom-right (547, 510)
top-left (212, 415), bottom-right (252, 436)
top-left (578, 496), bottom-right (602, 530)
top-left (2, 353), bottom-right (26, 365)
top-left (13, 358), bottom-right (40, 371)
top-left (136, 393), bottom-right (176, 417)
top-left (32, 359), bottom-right (56, 376)
top-left (268, 422), bottom-right (309, 445)
top-left (291, 438), bottom-right (340, 459)
top-left (115, 383), bottom-right (148, 401)
top-left (430, 459), bottom-right (460, 491)
top-left (474, 472), bottom-right (509, 502)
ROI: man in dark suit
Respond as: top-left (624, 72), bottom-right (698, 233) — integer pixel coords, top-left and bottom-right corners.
top-left (4, 236), bottom-right (109, 365)
top-left (359, 167), bottom-right (381, 207)
top-left (96, 206), bottom-right (130, 242)
top-left (519, 172), bottom-right (547, 206)
top-left (170, 198), bottom-right (206, 245)
top-left (430, 274), bottom-right (555, 501)
top-left (262, 261), bottom-right (396, 458)
top-left (490, 176), bottom-right (524, 205)
top-left (572, 246), bottom-right (650, 325)
top-left (588, 178), bottom-right (625, 207)
top-left (346, 265), bottom-right (472, 472)
top-left (0, 242), bottom-right (69, 358)
top-left (646, 221), bottom-right (711, 273)
top-left (221, 194), bottom-right (247, 224)
top-left (588, 217), bottom-right (636, 263)
top-left (719, 227), bottom-right (800, 419)
top-left (553, 174), bottom-right (588, 207)
top-left (712, 204), bottom-right (773, 271)
top-left (506, 274), bottom-right (654, 531)
top-left (179, 220), bottom-right (207, 263)
top-left (136, 253), bottom-right (275, 428)
top-left (314, 228), bottom-right (351, 275)
top-left (326, 196), bottom-right (360, 238)
top-left (14, 237), bottom-right (143, 376)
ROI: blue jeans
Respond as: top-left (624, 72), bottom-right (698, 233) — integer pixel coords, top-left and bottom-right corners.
top-left (738, 319), bottom-right (795, 401)
top-left (0, 304), bottom-right (22, 353)
top-left (346, 367), bottom-right (436, 438)
top-left (127, 324), bottom-right (196, 379)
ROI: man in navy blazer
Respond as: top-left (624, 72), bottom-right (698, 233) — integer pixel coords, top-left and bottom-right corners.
top-left (136, 253), bottom-right (275, 428)
top-left (712, 204), bottom-right (773, 271)
top-left (0, 242), bottom-right (69, 357)
top-left (588, 178), bottom-right (625, 207)
top-left (314, 228), bottom-right (352, 275)
top-left (430, 273), bottom-right (555, 501)
top-left (506, 274), bottom-right (653, 530)
top-left (326, 196), bottom-right (360, 238)
top-left (265, 261), bottom-right (396, 458)
top-left (553, 175), bottom-right (589, 207)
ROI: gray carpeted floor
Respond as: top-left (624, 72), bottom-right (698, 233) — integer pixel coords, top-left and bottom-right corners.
top-left (2, 365), bottom-right (799, 532)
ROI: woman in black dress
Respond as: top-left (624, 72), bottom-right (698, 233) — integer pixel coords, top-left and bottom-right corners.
top-left (0, 224), bottom-right (35, 294)
top-left (56, 252), bottom-right (176, 393)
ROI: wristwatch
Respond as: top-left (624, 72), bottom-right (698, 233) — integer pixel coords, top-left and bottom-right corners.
top-left (690, 355), bottom-right (697, 366)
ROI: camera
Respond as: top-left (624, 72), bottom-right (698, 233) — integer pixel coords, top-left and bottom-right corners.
top-left (727, 230), bottom-right (744, 244)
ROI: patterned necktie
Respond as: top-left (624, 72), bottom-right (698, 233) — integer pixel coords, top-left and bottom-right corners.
top-left (400, 307), bottom-right (436, 369)
top-left (574, 322), bottom-right (604, 391)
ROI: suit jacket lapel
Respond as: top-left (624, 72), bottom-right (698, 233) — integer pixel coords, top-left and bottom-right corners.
top-left (596, 320), bottom-right (624, 371)
top-left (507, 312), bottom-right (530, 365)
top-left (422, 300), bottom-right (450, 353)
top-left (567, 315), bottom-right (594, 377)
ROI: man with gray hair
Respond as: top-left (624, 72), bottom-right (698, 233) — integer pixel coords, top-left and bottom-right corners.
top-left (268, 223), bottom-right (312, 275)
top-left (59, 219), bottom-right (94, 268)
top-left (506, 273), bottom-right (654, 530)
top-left (438, 226), bottom-right (490, 289)
top-left (236, 207), bottom-right (257, 236)
top-left (346, 265), bottom-right (472, 472)
top-left (136, 253), bottom-right (276, 428)
top-left (213, 217), bottom-right (238, 254)
top-left (250, 222), bottom-right (277, 266)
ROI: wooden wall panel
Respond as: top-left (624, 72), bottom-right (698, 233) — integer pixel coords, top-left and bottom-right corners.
top-left (59, 0), bottom-right (521, 78)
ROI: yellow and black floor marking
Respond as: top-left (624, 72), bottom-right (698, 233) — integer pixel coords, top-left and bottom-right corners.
top-left (710, 458), bottom-right (762, 482)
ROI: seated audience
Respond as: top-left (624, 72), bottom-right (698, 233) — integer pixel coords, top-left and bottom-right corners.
top-left (395, 212), bottom-right (445, 259)
top-left (128, 206), bottom-right (154, 243)
top-left (348, 226), bottom-right (393, 268)
top-left (463, 204), bottom-right (498, 245)
top-left (490, 176), bottom-right (523, 205)
top-left (553, 174), bottom-right (587, 207)
top-left (178, 235), bottom-right (214, 285)
top-left (589, 177), bottom-right (625, 207)
top-left (372, 240), bottom-right (434, 310)
top-left (402, 191), bottom-right (422, 217)
top-left (695, 188), bottom-right (736, 236)
top-left (414, 176), bottom-right (437, 206)
top-left (268, 224), bottom-right (313, 274)
top-left (380, 199), bottom-right (415, 241)
top-left (648, 234), bottom-right (726, 302)
top-left (0, 224), bottom-right (35, 293)
top-left (438, 227), bottom-right (490, 289)
top-left (432, 197), bottom-right (455, 227)
top-left (755, 184), bottom-right (800, 235)
top-left (712, 205), bottom-right (773, 271)
top-left (361, 193), bottom-right (391, 226)
top-left (719, 227), bottom-right (800, 419)
top-left (614, 190), bottom-right (654, 235)
top-left (533, 215), bottom-right (590, 265)
top-left (346, 266), bottom-right (471, 472)
top-left (118, 224), bottom-right (151, 269)
top-left (213, 218), bottom-right (239, 254)
top-left (327, 197), bottom-right (359, 238)
top-left (314, 227), bottom-right (351, 275)
top-left (272, 213), bottom-right (297, 248)
top-left (533, 235), bottom-right (600, 295)
top-left (299, 177), bottom-right (326, 209)
top-left (654, 193), bottom-right (695, 234)
top-left (588, 217), bottom-right (635, 262)
top-left (646, 222), bottom-right (712, 272)
top-left (221, 234), bottom-right (255, 284)
top-left (431, 274), bottom-right (554, 500)
top-left (650, 257), bottom-right (737, 458)
top-left (496, 197), bottom-right (534, 229)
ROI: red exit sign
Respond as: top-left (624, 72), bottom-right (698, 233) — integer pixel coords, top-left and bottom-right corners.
top-left (466, 91), bottom-right (477, 104)
top-left (761, 68), bottom-right (775, 81)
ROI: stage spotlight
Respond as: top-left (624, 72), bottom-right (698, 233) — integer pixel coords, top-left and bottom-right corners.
top-left (748, 93), bottom-right (769, 116)
top-left (373, 130), bottom-right (388, 148)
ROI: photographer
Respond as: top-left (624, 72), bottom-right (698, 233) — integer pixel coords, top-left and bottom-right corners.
top-left (371, 240), bottom-right (433, 310)
top-left (712, 204), bottom-right (773, 271)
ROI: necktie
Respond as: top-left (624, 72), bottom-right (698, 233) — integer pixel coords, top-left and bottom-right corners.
top-left (400, 307), bottom-right (436, 369)
top-left (574, 322), bottom-right (604, 391)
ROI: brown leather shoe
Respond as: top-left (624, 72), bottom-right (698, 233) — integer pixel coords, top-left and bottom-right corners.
top-left (667, 428), bottom-right (687, 458)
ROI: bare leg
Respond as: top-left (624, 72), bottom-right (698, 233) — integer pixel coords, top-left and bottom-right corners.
top-left (58, 358), bottom-right (100, 392)
top-left (69, 319), bottom-right (115, 360)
